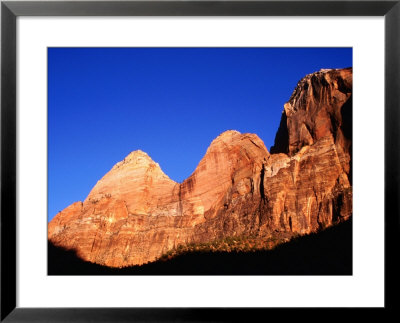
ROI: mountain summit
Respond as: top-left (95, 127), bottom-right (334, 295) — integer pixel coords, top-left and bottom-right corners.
top-left (48, 68), bottom-right (353, 268)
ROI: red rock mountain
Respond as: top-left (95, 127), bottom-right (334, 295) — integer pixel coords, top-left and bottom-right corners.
top-left (48, 67), bottom-right (353, 267)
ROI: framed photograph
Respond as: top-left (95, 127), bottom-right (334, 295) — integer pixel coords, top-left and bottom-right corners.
top-left (1, 0), bottom-right (398, 321)
top-left (46, 46), bottom-right (353, 276)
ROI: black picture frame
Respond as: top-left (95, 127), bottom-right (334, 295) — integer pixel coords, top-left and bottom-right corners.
top-left (1, 0), bottom-right (399, 321)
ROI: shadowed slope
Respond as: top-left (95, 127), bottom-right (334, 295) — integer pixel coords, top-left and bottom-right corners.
top-left (48, 218), bottom-right (352, 275)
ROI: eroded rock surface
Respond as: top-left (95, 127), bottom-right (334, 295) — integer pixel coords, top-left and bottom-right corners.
top-left (49, 68), bottom-right (352, 267)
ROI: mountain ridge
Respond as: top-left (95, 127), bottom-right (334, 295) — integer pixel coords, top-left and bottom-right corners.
top-left (49, 67), bottom-right (352, 268)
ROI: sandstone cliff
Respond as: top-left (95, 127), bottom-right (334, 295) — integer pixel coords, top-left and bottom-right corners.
top-left (48, 67), bottom-right (352, 267)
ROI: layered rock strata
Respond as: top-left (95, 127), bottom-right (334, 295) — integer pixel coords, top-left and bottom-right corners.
top-left (49, 67), bottom-right (353, 267)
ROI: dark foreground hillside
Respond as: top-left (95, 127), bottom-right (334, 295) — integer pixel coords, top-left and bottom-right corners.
top-left (48, 218), bottom-right (352, 275)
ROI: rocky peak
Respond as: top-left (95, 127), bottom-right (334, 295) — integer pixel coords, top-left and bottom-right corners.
top-left (112, 150), bottom-right (158, 170)
top-left (271, 67), bottom-right (352, 156)
top-left (286, 68), bottom-right (352, 113)
top-left (205, 130), bottom-right (268, 155)
top-left (84, 149), bottom-right (176, 208)
top-left (216, 129), bottom-right (241, 139)
top-left (125, 149), bottom-right (150, 161)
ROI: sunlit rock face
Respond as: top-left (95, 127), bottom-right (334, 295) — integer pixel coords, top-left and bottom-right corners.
top-left (48, 67), bottom-right (352, 267)
top-left (268, 67), bottom-right (352, 233)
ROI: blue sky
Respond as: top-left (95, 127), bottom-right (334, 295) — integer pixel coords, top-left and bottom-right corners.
top-left (48, 47), bottom-right (352, 221)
